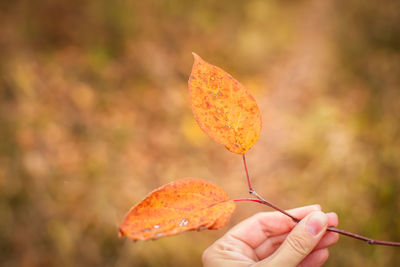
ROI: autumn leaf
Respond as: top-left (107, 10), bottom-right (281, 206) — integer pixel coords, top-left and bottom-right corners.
top-left (119, 178), bottom-right (236, 241)
top-left (188, 53), bottom-right (262, 154)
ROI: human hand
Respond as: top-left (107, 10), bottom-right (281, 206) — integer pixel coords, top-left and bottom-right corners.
top-left (202, 205), bottom-right (339, 267)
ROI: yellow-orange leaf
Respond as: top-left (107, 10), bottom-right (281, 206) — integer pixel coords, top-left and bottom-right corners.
top-left (188, 53), bottom-right (262, 154)
top-left (119, 178), bottom-right (235, 241)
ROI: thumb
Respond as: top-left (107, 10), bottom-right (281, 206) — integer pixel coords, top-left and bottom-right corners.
top-left (262, 211), bottom-right (328, 267)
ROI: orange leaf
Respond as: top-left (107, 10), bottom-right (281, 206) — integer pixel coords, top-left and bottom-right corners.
top-left (119, 178), bottom-right (236, 241)
top-left (188, 53), bottom-right (262, 154)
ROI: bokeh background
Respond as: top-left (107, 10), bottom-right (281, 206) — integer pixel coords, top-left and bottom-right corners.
top-left (1, 0), bottom-right (399, 266)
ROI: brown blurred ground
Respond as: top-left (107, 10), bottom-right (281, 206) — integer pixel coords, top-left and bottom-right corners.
top-left (0, 0), bottom-right (399, 266)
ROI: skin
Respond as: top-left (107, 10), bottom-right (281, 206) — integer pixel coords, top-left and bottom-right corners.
top-left (203, 205), bottom-right (339, 267)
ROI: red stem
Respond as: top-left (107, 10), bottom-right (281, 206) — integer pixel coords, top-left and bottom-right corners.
top-left (242, 154), bottom-right (253, 192)
top-left (234, 198), bottom-right (299, 222)
top-left (239, 154), bottom-right (400, 247)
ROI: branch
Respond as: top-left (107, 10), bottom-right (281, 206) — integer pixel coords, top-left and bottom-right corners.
top-left (240, 154), bottom-right (400, 247)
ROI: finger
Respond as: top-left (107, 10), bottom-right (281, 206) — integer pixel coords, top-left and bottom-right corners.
top-left (254, 226), bottom-right (339, 260)
top-left (253, 211), bottom-right (338, 259)
top-left (227, 204), bottom-right (321, 249)
top-left (313, 212), bottom-right (339, 250)
top-left (260, 211), bottom-right (328, 266)
top-left (326, 212), bottom-right (338, 227)
top-left (315, 232), bottom-right (339, 250)
top-left (298, 248), bottom-right (329, 267)
top-left (257, 211), bottom-right (336, 240)
top-left (254, 233), bottom-right (287, 259)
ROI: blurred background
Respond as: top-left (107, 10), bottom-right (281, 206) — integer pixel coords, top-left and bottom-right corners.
top-left (0, 0), bottom-right (399, 266)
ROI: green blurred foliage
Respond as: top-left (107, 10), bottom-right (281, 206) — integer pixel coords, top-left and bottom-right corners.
top-left (0, 0), bottom-right (399, 266)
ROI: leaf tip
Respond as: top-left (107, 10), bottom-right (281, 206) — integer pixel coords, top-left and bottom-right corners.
top-left (191, 52), bottom-right (202, 62)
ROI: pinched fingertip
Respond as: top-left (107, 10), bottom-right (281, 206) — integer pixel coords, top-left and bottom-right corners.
top-left (326, 212), bottom-right (339, 227)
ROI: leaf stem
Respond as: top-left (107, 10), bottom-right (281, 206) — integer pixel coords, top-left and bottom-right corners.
top-left (242, 154), bottom-right (253, 192)
top-left (240, 155), bottom-right (400, 247)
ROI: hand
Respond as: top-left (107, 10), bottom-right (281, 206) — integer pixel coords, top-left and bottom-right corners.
top-left (202, 205), bottom-right (339, 267)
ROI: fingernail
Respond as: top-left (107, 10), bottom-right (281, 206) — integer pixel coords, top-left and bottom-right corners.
top-left (306, 211), bottom-right (327, 236)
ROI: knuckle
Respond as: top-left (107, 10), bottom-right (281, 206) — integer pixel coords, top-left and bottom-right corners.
top-left (286, 233), bottom-right (312, 257)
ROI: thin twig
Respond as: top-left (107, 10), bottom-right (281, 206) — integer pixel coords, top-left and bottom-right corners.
top-left (233, 198), bottom-right (400, 246)
top-left (240, 154), bottom-right (400, 247)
